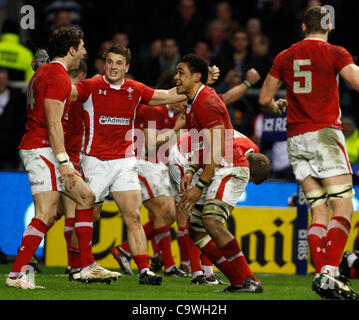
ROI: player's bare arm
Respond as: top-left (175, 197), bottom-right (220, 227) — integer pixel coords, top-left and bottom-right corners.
top-left (149, 87), bottom-right (187, 106)
top-left (259, 73), bottom-right (287, 115)
top-left (44, 98), bottom-right (77, 189)
top-left (222, 68), bottom-right (260, 105)
top-left (339, 63), bottom-right (359, 92)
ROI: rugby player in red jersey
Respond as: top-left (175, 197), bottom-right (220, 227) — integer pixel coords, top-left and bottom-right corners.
top-left (259, 6), bottom-right (359, 299)
top-left (70, 45), bottom-right (219, 285)
top-left (6, 28), bottom-right (119, 289)
top-left (174, 53), bottom-right (270, 292)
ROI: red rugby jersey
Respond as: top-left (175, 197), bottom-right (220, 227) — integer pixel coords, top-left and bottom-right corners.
top-left (185, 85), bottom-right (248, 167)
top-left (270, 38), bottom-right (354, 137)
top-left (75, 76), bottom-right (155, 160)
top-left (136, 104), bottom-right (178, 163)
top-left (19, 61), bottom-right (71, 149)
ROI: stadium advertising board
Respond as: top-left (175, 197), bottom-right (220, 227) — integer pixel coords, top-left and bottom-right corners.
top-left (1, 172), bottom-right (358, 273)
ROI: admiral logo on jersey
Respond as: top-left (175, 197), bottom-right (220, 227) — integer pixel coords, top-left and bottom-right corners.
top-left (99, 116), bottom-right (130, 125)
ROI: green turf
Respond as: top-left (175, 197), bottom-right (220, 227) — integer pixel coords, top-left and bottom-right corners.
top-left (0, 265), bottom-right (358, 300)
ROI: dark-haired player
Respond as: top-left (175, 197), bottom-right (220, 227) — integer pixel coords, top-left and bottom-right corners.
top-left (70, 45), bottom-right (219, 285)
top-left (175, 53), bottom-right (270, 292)
top-left (6, 28), bottom-right (119, 289)
top-left (259, 6), bottom-right (359, 299)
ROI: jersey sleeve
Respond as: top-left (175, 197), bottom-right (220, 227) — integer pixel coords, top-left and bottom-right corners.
top-left (44, 74), bottom-right (70, 103)
top-left (75, 77), bottom-right (97, 102)
top-left (269, 50), bottom-right (286, 80)
top-left (332, 45), bottom-right (355, 72)
top-left (137, 82), bottom-right (155, 104)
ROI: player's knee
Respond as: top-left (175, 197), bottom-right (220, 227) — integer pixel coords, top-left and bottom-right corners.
top-left (124, 210), bottom-right (142, 229)
top-left (202, 216), bottom-right (222, 234)
top-left (326, 184), bottom-right (355, 202)
top-left (305, 188), bottom-right (328, 209)
top-left (202, 200), bottom-right (231, 232)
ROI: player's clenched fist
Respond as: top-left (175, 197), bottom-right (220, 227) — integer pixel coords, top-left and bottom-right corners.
top-left (246, 68), bottom-right (261, 86)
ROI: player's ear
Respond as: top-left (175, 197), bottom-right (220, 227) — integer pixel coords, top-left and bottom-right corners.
top-left (193, 72), bottom-right (201, 83)
top-left (69, 46), bottom-right (77, 57)
top-left (301, 23), bottom-right (306, 34)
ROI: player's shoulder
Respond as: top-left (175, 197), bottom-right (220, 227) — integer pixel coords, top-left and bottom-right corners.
top-left (77, 74), bottom-right (103, 89)
top-left (36, 62), bottom-right (69, 82)
top-left (123, 78), bottom-right (149, 90)
top-left (200, 86), bottom-right (225, 107)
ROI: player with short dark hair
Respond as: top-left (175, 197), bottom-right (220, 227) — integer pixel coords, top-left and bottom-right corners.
top-left (6, 28), bottom-right (120, 289)
top-left (70, 45), bottom-right (219, 285)
top-left (259, 5), bottom-right (359, 299)
top-left (176, 53), bottom-right (267, 293)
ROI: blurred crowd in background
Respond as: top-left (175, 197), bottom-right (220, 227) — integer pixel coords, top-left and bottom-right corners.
top-left (0, 0), bottom-right (358, 183)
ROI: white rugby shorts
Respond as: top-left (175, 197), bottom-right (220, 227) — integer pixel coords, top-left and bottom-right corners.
top-left (288, 127), bottom-right (352, 182)
top-left (137, 159), bottom-right (173, 202)
top-left (205, 166), bottom-right (249, 207)
top-left (81, 155), bottom-right (140, 203)
top-left (168, 144), bottom-right (206, 204)
top-left (20, 147), bottom-right (66, 195)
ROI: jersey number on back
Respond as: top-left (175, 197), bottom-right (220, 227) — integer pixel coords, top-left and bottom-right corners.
top-left (27, 77), bottom-right (35, 110)
top-left (293, 59), bottom-right (312, 94)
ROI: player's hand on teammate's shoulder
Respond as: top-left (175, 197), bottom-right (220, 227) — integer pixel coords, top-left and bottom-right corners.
top-left (274, 98), bottom-right (287, 116)
top-left (246, 68), bottom-right (261, 86)
top-left (207, 65), bottom-right (220, 85)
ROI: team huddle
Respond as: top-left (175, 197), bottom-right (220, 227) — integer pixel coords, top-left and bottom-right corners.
top-left (5, 6), bottom-right (359, 299)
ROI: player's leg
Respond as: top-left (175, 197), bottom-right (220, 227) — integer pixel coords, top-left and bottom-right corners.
top-left (201, 167), bottom-right (262, 293)
top-left (175, 204), bottom-right (191, 275)
top-left (7, 191), bottom-right (59, 289)
top-left (321, 174), bottom-right (354, 276)
top-left (112, 190), bottom-right (161, 285)
top-left (60, 194), bottom-right (77, 273)
top-left (144, 195), bottom-right (184, 276)
top-left (7, 148), bottom-right (64, 289)
top-left (301, 175), bottom-right (330, 276)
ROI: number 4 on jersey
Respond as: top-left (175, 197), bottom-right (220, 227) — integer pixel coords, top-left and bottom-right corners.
top-left (293, 59), bottom-right (312, 93)
top-left (27, 76), bottom-right (35, 110)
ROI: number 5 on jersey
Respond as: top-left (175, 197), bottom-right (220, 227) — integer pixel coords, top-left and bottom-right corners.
top-left (293, 59), bottom-right (312, 94)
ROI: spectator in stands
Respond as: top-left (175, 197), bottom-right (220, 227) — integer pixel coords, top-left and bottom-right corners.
top-left (206, 19), bottom-right (230, 66)
top-left (246, 18), bottom-right (262, 42)
top-left (342, 115), bottom-right (359, 184)
top-left (215, 1), bottom-right (242, 41)
top-left (193, 40), bottom-right (212, 63)
top-left (45, 0), bottom-right (82, 30)
top-left (92, 40), bottom-right (113, 77)
top-left (251, 34), bottom-right (273, 87)
top-left (0, 68), bottom-right (26, 170)
top-left (166, 0), bottom-right (206, 55)
top-left (52, 10), bottom-right (72, 30)
top-left (0, 20), bottom-right (34, 83)
top-left (112, 32), bottom-right (130, 48)
top-left (144, 38), bottom-right (180, 87)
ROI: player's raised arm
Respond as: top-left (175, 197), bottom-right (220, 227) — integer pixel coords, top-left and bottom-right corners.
top-left (340, 63), bottom-right (359, 92)
top-left (222, 68), bottom-right (260, 105)
top-left (258, 73), bottom-right (287, 116)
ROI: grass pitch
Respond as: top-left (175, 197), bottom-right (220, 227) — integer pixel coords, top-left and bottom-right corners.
top-left (1, 265), bottom-right (358, 301)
